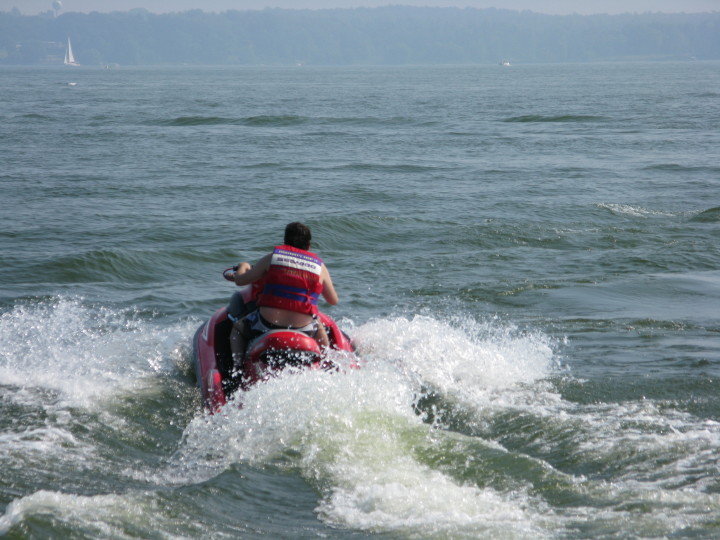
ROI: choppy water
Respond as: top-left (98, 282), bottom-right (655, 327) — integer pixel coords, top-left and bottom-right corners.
top-left (1, 62), bottom-right (720, 539)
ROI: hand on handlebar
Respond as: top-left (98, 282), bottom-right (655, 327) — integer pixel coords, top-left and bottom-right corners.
top-left (223, 262), bottom-right (252, 282)
top-left (235, 262), bottom-right (252, 275)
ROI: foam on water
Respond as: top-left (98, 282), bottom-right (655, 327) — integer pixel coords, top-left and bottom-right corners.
top-left (596, 202), bottom-right (676, 218)
top-left (0, 299), bottom-right (196, 503)
top-left (4, 300), bottom-right (719, 537)
top-left (170, 313), bottom-right (720, 537)
top-left (353, 314), bottom-right (557, 392)
top-left (0, 489), bottom-right (205, 538)
top-left (559, 399), bottom-right (720, 487)
top-left (172, 314), bottom-right (559, 537)
top-left (0, 298), bottom-right (190, 411)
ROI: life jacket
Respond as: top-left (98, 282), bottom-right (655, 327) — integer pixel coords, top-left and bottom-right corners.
top-left (257, 245), bottom-right (324, 315)
top-left (250, 278), bottom-right (264, 302)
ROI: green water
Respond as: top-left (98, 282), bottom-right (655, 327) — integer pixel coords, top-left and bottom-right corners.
top-left (1, 63), bottom-right (720, 538)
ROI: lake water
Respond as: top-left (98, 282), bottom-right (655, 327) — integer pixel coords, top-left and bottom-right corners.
top-left (1, 62), bottom-right (720, 539)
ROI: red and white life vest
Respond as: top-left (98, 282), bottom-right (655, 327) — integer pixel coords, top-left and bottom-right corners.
top-left (257, 245), bottom-right (324, 315)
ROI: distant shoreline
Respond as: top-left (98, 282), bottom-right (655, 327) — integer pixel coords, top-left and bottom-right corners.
top-left (2, 7), bottom-right (718, 66)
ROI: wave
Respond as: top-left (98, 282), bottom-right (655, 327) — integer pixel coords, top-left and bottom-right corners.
top-left (171, 315), bottom-right (560, 536)
top-left (316, 214), bottom-right (448, 252)
top-left (170, 312), bottom-right (720, 537)
top-left (239, 115), bottom-right (308, 127)
top-left (18, 113), bottom-right (54, 122)
top-left (323, 115), bottom-right (427, 127)
top-left (32, 246), bottom-right (238, 287)
top-left (597, 202), bottom-right (720, 225)
top-left (642, 163), bottom-right (720, 174)
top-left (503, 114), bottom-right (608, 123)
top-left (329, 162), bottom-right (442, 173)
top-left (23, 249), bottom-right (155, 285)
top-left (4, 299), bottom-right (719, 538)
top-left (249, 161), bottom-right (448, 174)
top-left (596, 203), bottom-right (676, 218)
top-left (0, 491), bottom-right (182, 538)
top-left (0, 298), bottom-right (198, 534)
top-left (150, 115), bottom-right (305, 127)
top-left (0, 298), bottom-right (192, 410)
top-left (160, 116), bottom-right (233, 126)
top-left (690, 206), bottom-right (720, 223)
top-left (150, 115), bottom-right (421, 128)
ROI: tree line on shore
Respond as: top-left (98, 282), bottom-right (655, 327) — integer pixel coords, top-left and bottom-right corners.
top-left (1, 6), bottom-right (718, 66)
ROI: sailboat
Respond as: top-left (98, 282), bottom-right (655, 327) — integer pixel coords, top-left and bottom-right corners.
top-left (64, 37), bottom-right (79, 66)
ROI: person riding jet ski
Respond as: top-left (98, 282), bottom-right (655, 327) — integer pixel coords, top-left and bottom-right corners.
top-left (227, 222), bottom-right (339, 368)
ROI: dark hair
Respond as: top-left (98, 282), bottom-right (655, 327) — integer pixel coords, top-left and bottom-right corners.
top-left (284, 222), bottom-right (312, 250)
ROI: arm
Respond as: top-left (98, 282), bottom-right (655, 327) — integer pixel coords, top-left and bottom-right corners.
top-left (320, 264), bottom-right (339, 305)
top-left (233, 254), bottom-right (271, 286)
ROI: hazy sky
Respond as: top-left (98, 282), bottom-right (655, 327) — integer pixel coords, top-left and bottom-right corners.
top-left (3, 0), bottom-right (718, 15)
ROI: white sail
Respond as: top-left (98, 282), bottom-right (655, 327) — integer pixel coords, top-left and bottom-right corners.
top-left (64, 38), bottom-right (79, 66)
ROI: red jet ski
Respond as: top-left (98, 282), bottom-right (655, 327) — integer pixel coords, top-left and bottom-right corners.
top-left (192, 269), bottom-right (355, 413)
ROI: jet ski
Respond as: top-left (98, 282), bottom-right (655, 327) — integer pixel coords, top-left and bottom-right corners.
top-left (192, 269), bottom-right (355, 413)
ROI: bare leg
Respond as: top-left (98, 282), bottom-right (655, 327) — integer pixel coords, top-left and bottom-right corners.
top-left (315, 321), bottom-right (329, 349)
top-left (230, 321), bottom-right (247, 372)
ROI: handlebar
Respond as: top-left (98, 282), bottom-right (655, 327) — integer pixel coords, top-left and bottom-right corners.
top-left (223, 266), bottom-right (238, 281)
